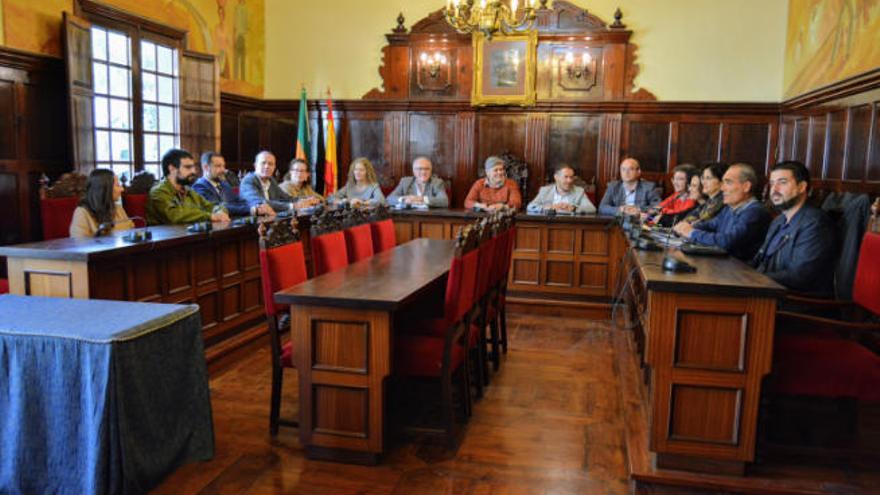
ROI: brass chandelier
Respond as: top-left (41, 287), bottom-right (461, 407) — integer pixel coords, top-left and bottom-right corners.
top-left (444, 0), bottom-right (545, 39)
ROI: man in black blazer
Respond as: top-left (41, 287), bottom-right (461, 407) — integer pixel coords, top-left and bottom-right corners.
top-left (193, 152), bottom-right (270, 217)
top-left (598, 158), bottom-right (661, 216)
top-left (752, 161), bottom-right (836, 297)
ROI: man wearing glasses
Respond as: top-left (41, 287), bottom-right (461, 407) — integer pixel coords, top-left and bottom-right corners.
top-left (387, 157), bottom-right (450, 208)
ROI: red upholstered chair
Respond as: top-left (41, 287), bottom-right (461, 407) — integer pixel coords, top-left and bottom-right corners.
top-left (311, 231), bottom-right (349, 275)
top-left (344, 223), bottom-right (374, 263)
top-left (40, 197), bottom-right (80, 240)
top-left (0, 278), bottom-right (9, 294)
top-left (395, 225), bottom-right (480, 446)
top-left (258, 220), bottom-right (307, 435)
top-left (122, 194), bottom-right (149, 227)
top-left (470, 222), bottom-right (498, 393)
top-left (370, 218), bottom-right (397, 253)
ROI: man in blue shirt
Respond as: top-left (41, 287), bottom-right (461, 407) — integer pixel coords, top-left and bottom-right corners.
top-left (193, 152), bottom-right (272, 217)
top-left (752, 161), bottom-right (836, 296)
top-left (673, 163), bottom-right (771, 261)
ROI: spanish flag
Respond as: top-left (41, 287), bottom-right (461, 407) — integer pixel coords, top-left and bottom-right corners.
top-left (295, 87), bottom-right (311, 164)
top-left (323, 93), bottom-right (338, 196)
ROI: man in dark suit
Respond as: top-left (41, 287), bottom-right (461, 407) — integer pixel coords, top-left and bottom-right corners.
top-left (752, 161), bottom-right (836, 296)
top-left (673, 163), bottom-right (771, 261)
top-left (239, 150), bottom-right (295, 214)
top-left (598, 158), bottom-right (662, 216)
top-left (193, 152), bottom-right (270, 217)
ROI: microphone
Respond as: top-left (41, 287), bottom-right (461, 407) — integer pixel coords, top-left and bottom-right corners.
top-left (97, 216), bottom-right (152, 242)
top-left (97, 216), bottom-right (149, 238)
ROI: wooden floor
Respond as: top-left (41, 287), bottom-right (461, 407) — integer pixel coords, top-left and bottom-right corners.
top-left (154, 313), bottom-right (879, 494)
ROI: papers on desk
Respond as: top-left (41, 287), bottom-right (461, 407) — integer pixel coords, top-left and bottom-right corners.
top-left (646, 230), bottom-right (684, 248)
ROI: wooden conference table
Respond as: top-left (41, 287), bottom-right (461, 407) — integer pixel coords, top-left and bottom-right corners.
top-left (274, 238), bottom-right (455, 464)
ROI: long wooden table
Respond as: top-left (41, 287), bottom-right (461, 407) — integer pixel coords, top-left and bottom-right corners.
top-left (624, 243), bottom-right (785, 477)
top-left (274, 238), bottom-right (455, 464)
top-left (0, 222), bottom-right (265, 364)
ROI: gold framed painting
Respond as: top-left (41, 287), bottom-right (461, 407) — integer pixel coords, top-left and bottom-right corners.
top-left (472, 31), bottom-right (537, 106)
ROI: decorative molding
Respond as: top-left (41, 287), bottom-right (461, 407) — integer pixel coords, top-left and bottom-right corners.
top-left (0, 46), bottom-right (64, 73)
top-left (782, 67), bottom-right (880, 111)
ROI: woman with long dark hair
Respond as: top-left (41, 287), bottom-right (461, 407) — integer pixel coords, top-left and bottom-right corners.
top-left (69, 169), bottom-right (134, 237)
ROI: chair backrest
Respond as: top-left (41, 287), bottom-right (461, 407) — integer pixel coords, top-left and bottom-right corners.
top-left (853, 231), bottom-right (880, 316)
top-left (40, 197), bottom-right (80, 240)
top-left (0, 278), bottom-right (8, 295)
top-left (311, 231), bottom-right (349, 276)
top-left (258, 221), bottom-right (308, 317)
top-left (122, 194), bottom-right (148, 227)
top-left (345, 223), bottom-right (375, 263)
top-left (371, 218), bottom-right (397, 253)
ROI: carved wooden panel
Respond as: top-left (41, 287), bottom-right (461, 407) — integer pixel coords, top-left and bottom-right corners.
top-left (242, 241), bottom-right (259, 271)
top-left (669, 385), bottom-right (742, 445)
top-left (825, 110), bottom-right (847, 180)
top-left (870, 102), bottom-right (880, 182)
top-left (239, 114), bottom-right (262, 168)
top-left (512, 259), bottom-right (540, 285)
top-left (678, 123), bottom-right (720, 166)
top-left (408, 113), bottom-right (457, 181)
top-left (548, 114), bottom-right (601, 183)
top-left (269, 118), bottom-right (295, 172)
top-left (807, 115), bottom-right (827, 175)
top-left (133, 257), bottom-right (162, 300)
top-left (219, 241), bottom-right (241, 277)
top-left (0, 80), bottom-right (16, 160)
top-left (25, 270), bottom-right (73, 298)
top-left (313, 385), bottom-right (368, 438)
top-left (580, 229), bottom-right (609, 255)
top-left (198, 291), bottom-right (219, 329)
top-left (724, 123), bottom-right (769, 171)
top-left (779, 119), bottom-right (795, 161)
top-left (0, 173), bottom-right (20, 245)
top-left (674, 311), bottom-right (747, 371)
top-left (515, 226), bottom-right (541, 252)
top-left (91, 265), bottom-right (127, 300)
top-left (312, 320), bottom-right (369, 373)
top-left (220, 112), bottom-right (240, 167)
top-left (545, 260), bottom-right (574, 287)
top-left (793, 118), bottom-right (809, 165)
top-left (346, 118), bottom-right (387, 186)
top-left (537, 43), bottom-right (605, 101)
top-left (242, 278), bottom-right (262, 313)
top-left (221, 284), bottom-right (242, 322)
top-left (547, 228), bottom-right (575, 254)
top-left (477, 114), bottom-right (528, 171)
top-left (578, 262), bottom-right (607, 290)
top-left (166, 253), bottom-right (192, 295)
top-left (845, 105), bottom-right (872, 181)
top-left (194, 251), bottom-right (217, 286)
top-left (418, 222), bottom-right (446, 240)
top-left (394, 221), bottom-right (414, 244)
top-left (625, 120), bottom-right (669, 173)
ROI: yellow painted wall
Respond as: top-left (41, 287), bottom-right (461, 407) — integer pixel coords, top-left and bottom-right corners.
top-left (0, 1), bottom-right (5, 45)
top-left (0, 0), bottom-right (265, 97)
top-left (784, 0), bottom-right (880, 98)
top-left (264, 0), bottom-right (789, 102)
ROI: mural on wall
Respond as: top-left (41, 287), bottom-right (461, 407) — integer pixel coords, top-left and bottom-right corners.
top-left (784, 0), bottom-right (880, 98)
top-left (1, 0), bottom-right (264, 97)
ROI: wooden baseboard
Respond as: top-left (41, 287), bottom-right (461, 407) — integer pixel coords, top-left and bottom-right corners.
top-left (507, 293), bottom-right (612, 319)
top-left (205, 319), bottom-right (269, 375)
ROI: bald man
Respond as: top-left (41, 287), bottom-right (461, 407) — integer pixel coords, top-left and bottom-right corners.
top-left (598, 158), bottom-right (661, 216)
top-left (239, 150), bottom-right (295, 214)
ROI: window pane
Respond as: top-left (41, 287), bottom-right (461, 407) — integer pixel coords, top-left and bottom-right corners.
top-left (94, 97), bottom-right (109, 128)
top-left (158, 105), bottom-right (174, 133)
top-left (144, 164), bottom-right (161, 179)
top-left (110, 98), bottom-right (130, 130)
top-left (111, 131), bottom-right (131, 162)
top-left (91, 28), bottom-right (107, 61)
top-left (142, 73), bottom-right (157, 102)
top-left (144, 133), bottom-right (158, 162)
top-left (143, 104), bottom-right (158, 132)
top-left (156, 46), bottom-right (173, 74)
top-left (112, 164), bottom-right (131, 179)
top-left (109, 66), bottom-right (130, 97)
top-left (96, 131), bottom-right (110, 161)
top-left (157, 75), bottom-right (174, 104)
top-left (107, 31), bottom-right (129, 65)
top-left (159, 135), bottom-right (175, 158)
top-left (93, 63), bottom-right (108, 94)
top-left (141, 40), bottom-right (156, 71)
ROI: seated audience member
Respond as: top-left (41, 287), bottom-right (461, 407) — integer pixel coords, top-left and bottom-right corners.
top-left (69, 169), bottom-right (135, 238)
top-left (650, 164), bottom-right (699, 227)
top-left (464, 156), bottom-right (522, 211)
top-left (682, 162), bottom-right (728, 226)
top-left (687, 168), bottom-right (705, 206)
top-left (193, 152), bottom-right (270, 217)
top-left (527, 164), bottom-right (596, 214)
top-left (387, 156), bottom-right (449, 208)
top-left (673, 163), bottom-right (771, 261)
top-left (330, 157), bottom-right (386, 207)
top-left (146, 149), bottom-right (230, 225)
top-left (598, 158), bottom-right (662, 216)
top-left (752, 161), bottom-right (836, 296)
top-left (239, 151), bottom-right (296, 214)
top-left (279, 158), bottom-right (325, 209)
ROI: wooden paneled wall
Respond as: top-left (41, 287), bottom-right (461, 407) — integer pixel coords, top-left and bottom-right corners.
top-left (779, 69), bottom-right (880, 195)
top-left (221, 97), bottom-right (780, 205)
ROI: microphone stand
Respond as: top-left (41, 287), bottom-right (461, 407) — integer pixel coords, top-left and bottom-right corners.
top-left (661, 213), bottom-right (695, 273)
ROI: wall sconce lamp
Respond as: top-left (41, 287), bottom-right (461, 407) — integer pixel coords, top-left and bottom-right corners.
top-left (564, 51), bottom-right (592, 80)
top-left (419, 51), bottom-right (449, 78)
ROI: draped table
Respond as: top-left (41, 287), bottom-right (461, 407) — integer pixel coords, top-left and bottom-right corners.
top-left (0, 295), bottom-right (214, 494)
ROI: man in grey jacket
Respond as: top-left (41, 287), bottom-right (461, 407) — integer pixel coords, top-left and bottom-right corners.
top-left (387, 157), bottom-right (449, 208)
top-left (527, 164), bottom-right (596, 214)
top-left (239, 150), bottom-right (295, 214)
top-left (598, 158), bottom-right (661, 216)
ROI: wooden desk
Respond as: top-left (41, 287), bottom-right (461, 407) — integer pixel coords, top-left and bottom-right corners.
top-left (0, 222), bottom-right (265, 364)
top-left (625, 247), bottom-right (785, 476)
top-left (274, 238), bottom-right (455, 464)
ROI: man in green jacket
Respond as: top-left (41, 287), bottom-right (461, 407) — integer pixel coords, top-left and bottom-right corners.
top-left (147, 149), bottom-right (231, 225)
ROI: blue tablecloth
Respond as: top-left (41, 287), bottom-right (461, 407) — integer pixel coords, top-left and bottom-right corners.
top-left (0, 295), bottom-right (214, 495)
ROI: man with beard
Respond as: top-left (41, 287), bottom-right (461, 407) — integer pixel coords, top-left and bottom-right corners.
top-left (147, 148), bottom-right (230, 225)
top-left (751, 161), bottom-right (836, 296)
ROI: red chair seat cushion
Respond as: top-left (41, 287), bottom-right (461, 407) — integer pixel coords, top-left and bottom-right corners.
top-left (259, 242), bottom-right (307, 317)
top-left (772, 334), bottom-right (880, 402)
top-left (40, 197), bottom-right (79, 240)
top-left (281, 341), bottom-right (294, 368)
top-left (395, 335), bottom-right (465, 377)
top-left (0, 279), bottom-right (8, 294)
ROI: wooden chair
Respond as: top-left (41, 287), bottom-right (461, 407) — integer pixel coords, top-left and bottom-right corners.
top-left (394, 224), bottom-right (481, 447)
top-left (38, 172), bottom-right (87, 240)
top-left (309, 208), bottom-right (349, 276)
top-left (258, 219), bottom-right (306, 436)
top-left (486, 209), bottom-right (517, 368)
